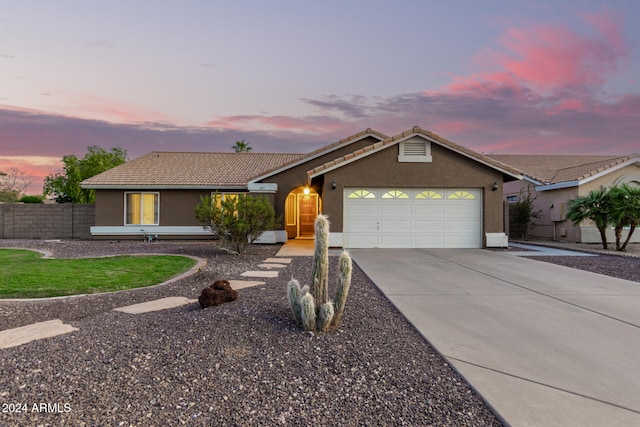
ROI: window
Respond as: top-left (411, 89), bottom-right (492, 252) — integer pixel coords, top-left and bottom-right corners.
top-left (213, 193), bottom-right (239, 208)
top-left (398, 137), bottom-right (432, 162)
top-left (285, 193), bottom-right (296, 226)
top-left (449, 191), bottom-right (476, 199)
top-left (416, 190), bottom-right (443, 199)
top-left (125, 192), bottom-right (159, 225)
top-left (382, 190), bottom-right (409, 199)
top-left (347, 189), bottom-right (376, 198)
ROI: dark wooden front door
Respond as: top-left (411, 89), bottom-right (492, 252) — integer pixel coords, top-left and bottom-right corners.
top-left (298, 194), bottom-right (318, 236)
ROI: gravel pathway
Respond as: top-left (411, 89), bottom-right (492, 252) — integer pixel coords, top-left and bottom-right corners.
top-left (0, 240), bottom-right (501, 426)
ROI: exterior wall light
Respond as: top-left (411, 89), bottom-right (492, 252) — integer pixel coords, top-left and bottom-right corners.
top-left (332, 180), bottom-right (337, 189)
top-left (492, 182), bottom-right (499, 191)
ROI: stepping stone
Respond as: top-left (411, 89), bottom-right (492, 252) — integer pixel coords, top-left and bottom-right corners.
top-left (264, 258), bottom-right (292, 264)
top-left (258, 263), bottom-right (288, 269)
top-left (229, 280), bottom-right (266, 290)
top-left (113, 297), bottom-right (197, 314)
top-left (0, 319), bottom-right (78, 349)
top-left (241, 271), bottom-right (279, 278)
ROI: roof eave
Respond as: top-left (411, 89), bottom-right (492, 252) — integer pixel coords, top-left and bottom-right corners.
top-left (81, 184), bottom-right (248, 190)
top-left (250, 130), bottom-right (387, 183)
top-left (535, 181), bottom-right (579, 191)
top-left (308, 129), bottom-right (524, 181)
top-left (535, 156), bottom-right (640, 191)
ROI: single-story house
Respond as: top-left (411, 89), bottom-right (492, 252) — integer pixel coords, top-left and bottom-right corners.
top-left (81, 126), bottom-right (523, 248)
top-left (489, 153), bottom-right (640, 243)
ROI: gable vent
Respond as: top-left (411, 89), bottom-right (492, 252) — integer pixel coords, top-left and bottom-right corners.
top-left (398, 138), bottom-right (432, 163)
top-left (403, 140), bottom-right (427, 156)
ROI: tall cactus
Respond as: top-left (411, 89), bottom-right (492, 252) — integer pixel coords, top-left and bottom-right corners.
top-left (287, 214), bottom-right (352, 332)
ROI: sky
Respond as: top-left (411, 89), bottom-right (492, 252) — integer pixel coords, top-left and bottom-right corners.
top-left (1, 0), bottom-right (640, 194)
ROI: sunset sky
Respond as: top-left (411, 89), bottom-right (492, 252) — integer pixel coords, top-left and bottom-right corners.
top-left (1, 1), bottom-right (639, 194)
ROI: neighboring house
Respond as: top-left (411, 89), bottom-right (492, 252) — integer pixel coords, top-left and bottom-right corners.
top-left (81, 126), bottom-right (523, 248)
top-left (489, 154), bottom-right (640, 243)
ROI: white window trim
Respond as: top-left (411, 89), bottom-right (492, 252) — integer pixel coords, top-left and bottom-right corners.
top-left (124, 192), bottom-right (160, 226)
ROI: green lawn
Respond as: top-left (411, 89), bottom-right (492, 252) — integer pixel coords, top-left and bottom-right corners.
top-left (0, 249), bottom-right (198, 298)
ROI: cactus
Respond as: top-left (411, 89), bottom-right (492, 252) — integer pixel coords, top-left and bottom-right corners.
top-left (287, 214), bottom-right (353, 332)
top-left (300, 293), bottom-right (317, 331)
top-left (311, 213), bottom-right (330, 306)
top-left (331, 251), bottom-right (352, 327)
top-left (287, 279), bottom-right (305, 325)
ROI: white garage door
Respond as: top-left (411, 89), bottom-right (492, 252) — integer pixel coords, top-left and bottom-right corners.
top-left (343, 188), bottom-right (482, 248)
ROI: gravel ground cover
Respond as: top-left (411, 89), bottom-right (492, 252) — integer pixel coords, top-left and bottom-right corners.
top-left (0, 240), bottom-right (501, 426)
top-left (521, 241), bottom-right (640, 283)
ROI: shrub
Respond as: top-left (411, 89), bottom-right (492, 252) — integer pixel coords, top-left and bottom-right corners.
top-left (194, 193), bottom-right (276, 254)
top-left (18, 195), bottom-right (45, 203)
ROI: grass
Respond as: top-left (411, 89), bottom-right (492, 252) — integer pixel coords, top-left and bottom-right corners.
top-left (0, 249), bottom-right (198, 298)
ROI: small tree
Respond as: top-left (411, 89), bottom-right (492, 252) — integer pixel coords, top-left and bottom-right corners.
top-left (566, 188), bottom-right (612, 249)
top-left (43, 146), bottom-right (127, 203)
top-left (512, 188), bottom-right (542, 240)
top-left (231, 139), bottom-right (252, 152)
top-left (0, 167), bottom-right (35, 200)
top-left (195, 193), bottom-right (276, 254)
top-left (608, 184), bottom-right (640, 251)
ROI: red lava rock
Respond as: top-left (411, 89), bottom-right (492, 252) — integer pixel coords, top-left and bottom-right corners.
top-left (198, 279), bottom-right (238, 308)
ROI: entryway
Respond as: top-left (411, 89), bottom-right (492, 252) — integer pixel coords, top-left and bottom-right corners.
top-left (284, 187), bottom-right (320, 239)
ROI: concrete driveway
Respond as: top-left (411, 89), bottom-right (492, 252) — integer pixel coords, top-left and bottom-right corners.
top-left (349, 248), bottom-right (640, 427)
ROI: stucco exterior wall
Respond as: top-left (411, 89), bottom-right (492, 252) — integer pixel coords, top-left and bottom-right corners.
top-left (580, 163), bottom-right (640, 194)
top-left (316, 143), bottom-right (506, 235)
top-left (260, 135), bottom-right (382, 228)
top-left (503, 164), bottom-right (640, 243)
top-left (503, 180), bottom-right (581, 241)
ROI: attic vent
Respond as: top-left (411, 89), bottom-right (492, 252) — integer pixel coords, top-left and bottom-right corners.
top-left (403, 141), bottom-right (427, 156)
top-left (398, 137), bottom-right (432, 163)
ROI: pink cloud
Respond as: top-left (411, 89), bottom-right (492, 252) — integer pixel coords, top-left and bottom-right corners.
top-left (67, 94), bottom-right (177, 125)
top-left (452, 9), bottom-right (627, 95)
top-left (207, 114), bottom-right (354, 136)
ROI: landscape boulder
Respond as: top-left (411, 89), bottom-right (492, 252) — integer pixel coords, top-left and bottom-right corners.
top-left (198, 279), bottom-right (238, 308)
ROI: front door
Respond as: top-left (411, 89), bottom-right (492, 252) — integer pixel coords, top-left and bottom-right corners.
top-left (298, 193), bottom-right (318, 237)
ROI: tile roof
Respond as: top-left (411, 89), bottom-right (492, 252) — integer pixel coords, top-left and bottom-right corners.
top-left (82, 128), bottom-right (388, 188)
top-left (81, 152), bottom-right (305, 188)
top-left (248, 128), bottom-right (388, 181)
top-left (307, 125), bottom-right (524, 179)
top-left (487, 154), bottom-right (640, 184)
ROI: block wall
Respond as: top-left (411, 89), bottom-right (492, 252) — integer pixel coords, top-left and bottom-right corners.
top-left (0, 203), bottom-right (95, 240)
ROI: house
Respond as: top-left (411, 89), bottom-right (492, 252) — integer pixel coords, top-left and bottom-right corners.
top-left (489, 154), bottom-right (640, 243)
top-left (81, 126), bottom-right (523, 248)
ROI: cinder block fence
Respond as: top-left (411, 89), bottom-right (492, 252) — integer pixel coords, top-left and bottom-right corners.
top-left (0, 203), bottom-right (95, 240)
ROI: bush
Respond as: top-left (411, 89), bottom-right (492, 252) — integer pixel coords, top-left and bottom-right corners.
top-left (18, 195), bottom-right (45, 203)
top-left (513, 188), bottom-right (542, 240)
top-left (194, 193), bottom-right (276, 254)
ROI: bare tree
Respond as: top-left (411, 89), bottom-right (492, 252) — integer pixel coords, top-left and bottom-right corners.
top-left (0, 167), bottom-right (36, 195)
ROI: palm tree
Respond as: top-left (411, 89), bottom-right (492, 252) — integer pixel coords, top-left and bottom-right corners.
top-left (231, 139), bottom-right (252, 152)
top-left (566, 188), bottom-right (612, 249)
top-left (608, 184), bottom-right (640, 251)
